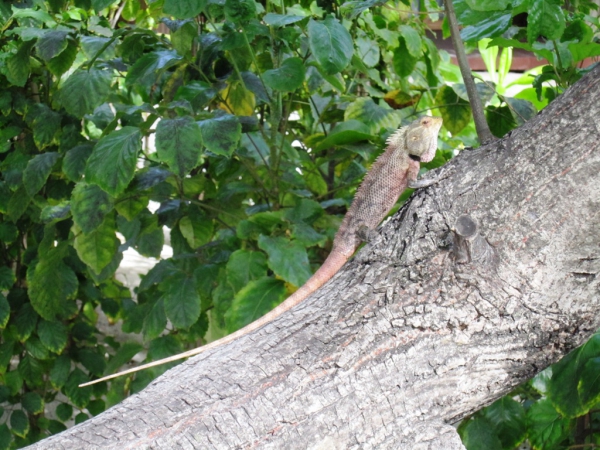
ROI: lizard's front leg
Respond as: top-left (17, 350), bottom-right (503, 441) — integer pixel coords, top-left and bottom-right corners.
top-left (407, 158), bottom-right (438, 189)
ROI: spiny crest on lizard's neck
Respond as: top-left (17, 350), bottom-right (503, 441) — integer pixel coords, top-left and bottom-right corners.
top-left (385, 125), bottom-right (408, 150)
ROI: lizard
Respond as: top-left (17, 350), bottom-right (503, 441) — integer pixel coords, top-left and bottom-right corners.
top-left (79, 116), bottom-right (443, 387)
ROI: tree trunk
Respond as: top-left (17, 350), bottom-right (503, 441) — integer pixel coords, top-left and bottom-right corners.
top-left (30, 65), bottom-right (600, 450)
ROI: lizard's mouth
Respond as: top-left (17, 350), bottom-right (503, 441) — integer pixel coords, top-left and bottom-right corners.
top-left (409, 154), bottom-right (421, 162)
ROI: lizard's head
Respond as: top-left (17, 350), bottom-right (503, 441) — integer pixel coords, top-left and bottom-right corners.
top-left (405, 116), bottom-right (443, 163)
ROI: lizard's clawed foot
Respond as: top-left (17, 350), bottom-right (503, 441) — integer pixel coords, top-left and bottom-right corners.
top-left (408, 176), bottom-right (439, 189)
top-left (356, 225), bottom-right (378, 242)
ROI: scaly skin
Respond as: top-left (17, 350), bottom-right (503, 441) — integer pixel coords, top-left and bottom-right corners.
top-left (79, 116), bottom-right (443, 387)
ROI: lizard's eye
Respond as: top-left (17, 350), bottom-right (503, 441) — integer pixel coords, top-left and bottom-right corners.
top-left (422, 118), bottom-right (430, 125)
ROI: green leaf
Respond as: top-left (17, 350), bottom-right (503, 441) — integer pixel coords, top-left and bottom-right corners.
top-left (115, 193), bottom-right (148, 221)
top-left (562, 19), bottom-right (594, 44)
top-left (285, 198), bottom-right (324, 224)
top-left (452, 83), bottom-right (496, 105)
top-left (178, 208), bottom-right (213, 249)
top-left (527, 399), bottom-right (568, 449)
top-left (161, 270), bottom-right (201, 329)
top-left (399, 25), bottom-right (422, 57)
top-left (220, 80), bottom-right (255, 116)
top-left (142, 300), bottom-right (166, 340)
top-left (226, 250), bottom-right (267, 293)
top-left (77, 349), bottom-right (106, 376)
top-left (22, 392), bottom-right (43, 414)
top-left (568, 42), bottom-right (600, 63)
top-left (308, 17), bottom-right (353, 75)
top-left (27, 104), bottom-right (62, 149)
top-left (459, 417), bottom-right (502, 450)
top-left (258, 235), bottom-right (312, 287)
top-left (435, 85), bottom-right (471, 135)
top-left (482, 397), bottom-right (526, 449)
top-left (7, 186), bottom-right (31, 222)
top-left (0, 222), bottom-right (18, 244)
top-left (224, 0), bottom-right (256, 24)
top-left (38, 320), bottom-right (68, 354)
top-left (75, 412), bottom-right (89, 424)
top-left (55, 403), bottom-right (73, 422)
top-left (14, 303), bottom-right (37, 341)
top-left (460, 11), bottom-right (512, 42)
top-left (0, 295), bottom-right (8, 329)
top-left (225, 277), bottom-right (286, 332)
top-left (80, 36), bottom-right (115, 63)
top-left (91, 0), bottom-right (116, 10)
top-left (263, 13), bottom-right (305, 27)
top-left (105, 342), bottom-right (144, 374)
top-left (6, 40), bottom-right (35, 87)
top-left (4, 371), bottom-right (23, 396)
top-left (155, 116), bottom-right (203, 177)
top-left (85, 127), bottom-right (142, 196)
top-left (0, 267), bottom-right (15, 291)
top-left (125, 50), bottom-right (182, 91)
top-left (548, 334), bottom-right (600, 418)
top-left (579, 357), bottom-right (600, 410)
top-left (344, 97), bottom-right (399, 133)
top-left (174, 82), bottom-right (217, 111)
top-left (314, 120), bottom-right (373, 151)
top-left (11, 8), bottom-right (54, 23)
top-left (292, 223), bottom-right (327, 247)
top-left (87, 399), bottom-right (105, 416)
top-left (50, 355), bottom-right (71, 389)
top-left (527, 0), bottom-right (566, 43)
top-left (59, 69), bottom-right (112, 117)
top-left (27, 251), bottom-right (78, 320)
top-left (505, 97), bottom-right (537, 125)
top-left (355, 36), bottom-right (379, 68)
top-left (22, 152), bottom-right (59, 197)
top-left (18, 355), bottom-right (44, 385)
top-left (163, 0), bottom-right (206, 18)
top-left (171, 21), bottom-right (197, 56)
top-left (514, 87), bottom-right (549, 111)
top-left (136, 212), bottom-right (164, 258)
top-left (63, 144), bottom-right (94, 182)
top-left (0, 424), bottom-right (11, 449)
top-left (71, 182), bottom-right (113, 234)
top-left (263, 57), bottom-right (305, 92)
top-left (393, 37), bottom-right (418, 77)
top-left (486, 105), bottom-right (516, 137)
top-left (47, 38), bottom-right (78, 78)
top-left (147, 335), bottom-right (184, 364)
top-left (304, 168), bottom-right (328, 197)
top-left (41, 203), bottom-right (71, 223)
top-left (64, 369), bottom-right (91, 408)
top-left (0, 381), bottom-right (10, 402)
top-left (9, 410), bottom-right (29, 438)
top-left (465, 0), bottom-right (510, 10)
top-left (197, 114), bottom-right (241, 157)
top-left (340, 0), bottom-right (380, 19)
top-left (74, 215), bottom-right (119, 274)
top-left (25, 337), bottom-right (50, 360)
top-left (35, 30), bottom-right (70, 61)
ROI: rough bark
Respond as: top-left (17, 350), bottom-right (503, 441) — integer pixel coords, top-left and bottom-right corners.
top-left (32, 65), bottom-right (600, 450)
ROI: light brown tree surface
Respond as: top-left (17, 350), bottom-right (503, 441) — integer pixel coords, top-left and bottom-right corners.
top-left (31, 65), bottom-right (600, 450)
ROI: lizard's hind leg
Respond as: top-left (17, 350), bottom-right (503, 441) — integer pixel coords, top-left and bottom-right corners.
top-left (356, 224), bottom-right (379, 243)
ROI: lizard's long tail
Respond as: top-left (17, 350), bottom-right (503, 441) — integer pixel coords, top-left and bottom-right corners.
top-left (79, 249), bottom-right (349, 387)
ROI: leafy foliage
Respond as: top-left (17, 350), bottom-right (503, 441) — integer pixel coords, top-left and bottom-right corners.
top-left (0, 0), bottom-right (596, 447)
top-left (455, 0), bottom-right (600, 105)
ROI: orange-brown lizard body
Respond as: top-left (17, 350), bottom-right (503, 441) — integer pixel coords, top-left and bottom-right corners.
top-left (80, 116), bottom-right (443, 387)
